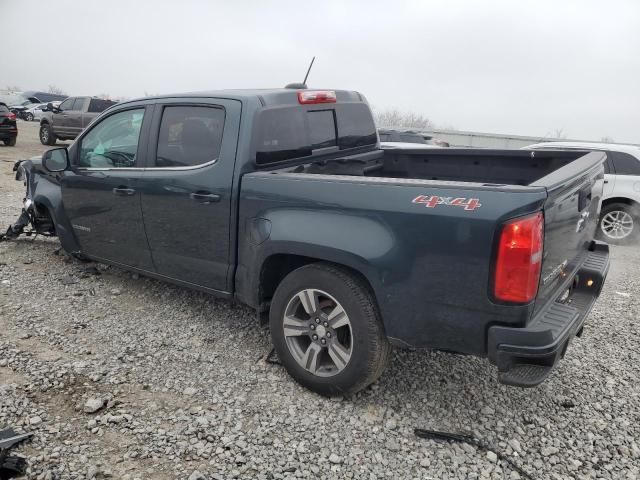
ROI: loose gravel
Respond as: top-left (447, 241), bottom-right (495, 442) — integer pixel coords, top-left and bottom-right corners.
top-left (1, 122), bottom-right (639, 479)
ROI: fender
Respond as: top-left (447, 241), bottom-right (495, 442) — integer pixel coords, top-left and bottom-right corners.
top-left (236, 208), bottom-right (407, 327)
top-left (23, 160), bottom-right (81, 254)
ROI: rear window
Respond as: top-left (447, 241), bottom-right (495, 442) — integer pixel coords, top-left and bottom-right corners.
top-left (255, 103), bottom-right (377, 165)
top-left (609, 151), bottom-right (640, 176)
top-left (89, 98), bottom-right (117, 113)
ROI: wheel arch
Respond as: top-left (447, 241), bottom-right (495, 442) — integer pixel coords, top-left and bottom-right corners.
top-left (601, 197), bottom-right (640, 208)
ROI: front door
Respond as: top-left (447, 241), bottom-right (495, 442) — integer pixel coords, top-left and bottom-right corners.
top-left (138, 98), bottom-right (241, 292)
top-left (60, 105), bottom-right (154, 269)
top-left (55, 97), bottom-right (76, 137)
top-left (65, 97), bottom-right (86, 137)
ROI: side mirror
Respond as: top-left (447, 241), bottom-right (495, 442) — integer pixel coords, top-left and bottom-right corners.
top-left (42, 148), bottom-right (69, 172)
top-left (44, 102), bottom-right (53, 112)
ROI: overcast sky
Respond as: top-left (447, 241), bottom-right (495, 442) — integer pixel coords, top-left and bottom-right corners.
top-left (3, 0), bottom-right (639, 142)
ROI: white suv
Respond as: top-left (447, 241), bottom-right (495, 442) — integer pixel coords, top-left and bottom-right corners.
top-left (525, 142), bottom-right (640, 245)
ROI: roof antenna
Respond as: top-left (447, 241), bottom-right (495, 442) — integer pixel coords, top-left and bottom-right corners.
top-left (285, 56), bottom-right (315, 89)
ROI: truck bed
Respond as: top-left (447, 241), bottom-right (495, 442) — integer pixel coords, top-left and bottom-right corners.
top-left (284, 148), bottom-right (590, 186)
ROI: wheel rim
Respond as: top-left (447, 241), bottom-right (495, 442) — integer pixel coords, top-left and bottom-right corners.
top-left (283, 289), bottom-right (353, 377)
top-left (41, 128), bottom-right (48, 143)
top-left (26, 114), bottom-right (33, 121)
top-left (601, 210), bottom-right (634, 239)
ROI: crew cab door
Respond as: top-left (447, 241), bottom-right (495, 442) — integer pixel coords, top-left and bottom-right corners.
top-left (64, 97), bottom-right (87, 137)
top-left (53, 97), bottom-right (75, 136)
top-left (60, 104), bottom-right (154, 269)
top-left (137, 98), bottom-right (241, 292)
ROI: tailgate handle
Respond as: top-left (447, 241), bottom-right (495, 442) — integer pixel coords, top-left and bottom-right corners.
top-left (578, 188), bottom-right (592, 211)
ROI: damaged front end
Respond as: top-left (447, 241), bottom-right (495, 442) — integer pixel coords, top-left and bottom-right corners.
top-left (1, 160), bottom-right (56, 241)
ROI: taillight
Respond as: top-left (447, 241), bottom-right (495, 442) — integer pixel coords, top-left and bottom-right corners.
top-left (7, 112), bottom-right (16, 121)
top-left (297, 90), bottom-right (337, 104)
top-left (493, 211), bottom-right (544, 303)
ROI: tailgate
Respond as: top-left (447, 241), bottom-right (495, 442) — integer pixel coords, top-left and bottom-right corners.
top-left (532, 151), bottom-right (607, 312)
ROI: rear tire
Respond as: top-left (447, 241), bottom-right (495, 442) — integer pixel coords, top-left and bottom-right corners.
top-left (3, 137), bottom-right (16, 147)
top-left (25, 112), bottom-right (34, 121)
top-left (40, 123), bottom-right (56, 146)
top-left (597, 203), bottom-right (638, 245)
top-left (269, 262), bottom-right (390, 396)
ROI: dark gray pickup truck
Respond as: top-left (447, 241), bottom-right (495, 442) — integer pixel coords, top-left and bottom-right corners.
top-left (6, 87), bottom-right (610, 395)
top-left (39, 96), bottom-right (116, 146)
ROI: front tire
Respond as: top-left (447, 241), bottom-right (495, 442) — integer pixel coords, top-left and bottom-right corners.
top-left (39, 123), bottom-right (56, 146)
top-left (25, 112), bottom-right (34, 121)
top-left (3, 137), bottom-right (16, 146)
top-left (597, 203), bottom-right (638, 245)
top-left (269, 263), bottom-right (390, 396)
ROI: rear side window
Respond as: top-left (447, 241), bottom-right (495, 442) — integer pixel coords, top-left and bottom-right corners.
top-left (72, 98), bottom-right (86, 110)
top-left (255, 103), bottom-right (377, 165)
top-left (609, 151), bottom-right (640, 175)
top-left (89, 98), bottom-right (116, 113)
top-left (154, 105), bottom-right (225, 168)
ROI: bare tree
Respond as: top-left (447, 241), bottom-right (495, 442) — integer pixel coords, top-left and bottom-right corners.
top-left (48, 84), bottom-right (67, 95)
top-left (373, 107), bottom-right (433, 130)
top-left (551, 128), bottom-right (567, 139)
top-left (600, 136), bottom-right (614, 143)
top-left (5, 85), bottom-right (21, 93)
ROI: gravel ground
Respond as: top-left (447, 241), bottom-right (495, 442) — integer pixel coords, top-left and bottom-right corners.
top-left (1, 121), bottom-right (639, 480)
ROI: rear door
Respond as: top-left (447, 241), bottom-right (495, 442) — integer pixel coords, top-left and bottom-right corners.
top-left (533, 152), bottom-right (606, 310)
top-left (138, 98), bottom-right (241, 292)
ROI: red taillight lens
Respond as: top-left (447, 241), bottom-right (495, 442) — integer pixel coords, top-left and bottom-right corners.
top-left (7, 112), bottom-right (16, 121)
top-left (297, 90), bottom-right (337, 104)
top-left (494, 212), bottom-right (544, 303)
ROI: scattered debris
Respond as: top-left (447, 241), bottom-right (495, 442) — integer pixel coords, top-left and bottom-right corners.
top-left (265, 348), bottom-right (281, 365)
top-left (414, 428), bottom-right (534, 480)
top-left (615, 291), bottom-right (631, 297)
top-left (0, 428), bottom-right (33, 479)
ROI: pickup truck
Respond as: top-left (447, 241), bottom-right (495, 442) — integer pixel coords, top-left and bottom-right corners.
top-left (39, 96), bottom-right (116, 146)
top-left (6, 87), bottom-right (610, 396)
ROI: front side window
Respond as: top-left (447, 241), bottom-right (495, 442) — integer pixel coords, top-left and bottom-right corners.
top-left (59, 98), bottom-right (75, 111)
top-left (154, 105), bottom-right (225, 168)
top-left (72, 98), bottom-right (86, 111)
top-left (78, 109), bottom-right (145, 168)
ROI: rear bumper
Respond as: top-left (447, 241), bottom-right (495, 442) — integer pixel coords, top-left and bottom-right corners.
top-left (0, 126), bottom-right (18, 140)
top-left (487, 240), bottom-right (610, 387)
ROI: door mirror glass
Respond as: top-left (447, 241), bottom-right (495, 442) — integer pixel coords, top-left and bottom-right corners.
top-left (42, 148), bottom-right (69, 172)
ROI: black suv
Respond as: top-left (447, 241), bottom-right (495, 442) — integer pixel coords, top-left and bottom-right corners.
top-left (0, 103), bottom-right (18, 146)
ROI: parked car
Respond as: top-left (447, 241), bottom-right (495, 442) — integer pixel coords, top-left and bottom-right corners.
top-left (23, 103), bottom-right (51, 122)
top-left (525, 142), bottom-right (640, 245)
top-left (10, 99), bottom-right (40, 118)
top-left (6, 87), bottom-right (610, 395)
top-left (39, 97), bottom-right (117, 145)
top-left (0, 102), bottom-right (18, 146)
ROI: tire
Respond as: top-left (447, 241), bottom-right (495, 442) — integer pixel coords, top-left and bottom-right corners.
top-left (269, 262), bottom-right (391, 396)
top-left (597, 203), bottom-right (638, 245)
top-left (39, 123), bottom-right (56, 146)
top-left (3, 137), bottom-right (16, 147)
top-left (25, 112), bottom-right (34, 121)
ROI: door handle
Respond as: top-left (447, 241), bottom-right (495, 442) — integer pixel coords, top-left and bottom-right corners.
top-left (190, 192), bottom-right (221, 203)
top-left (604, 180), bottom-right (609, 184)
top-left (112, 187), bottom-right (136, 196)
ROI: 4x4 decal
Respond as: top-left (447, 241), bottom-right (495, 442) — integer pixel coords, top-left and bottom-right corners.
top-left (412, 195), bottom-right (482, 211)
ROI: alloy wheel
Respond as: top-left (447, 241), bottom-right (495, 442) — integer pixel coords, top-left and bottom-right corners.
top-left (601, 210), bottom-right (634, 240)
top-left (282, 288), bottom-right (353, 377)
